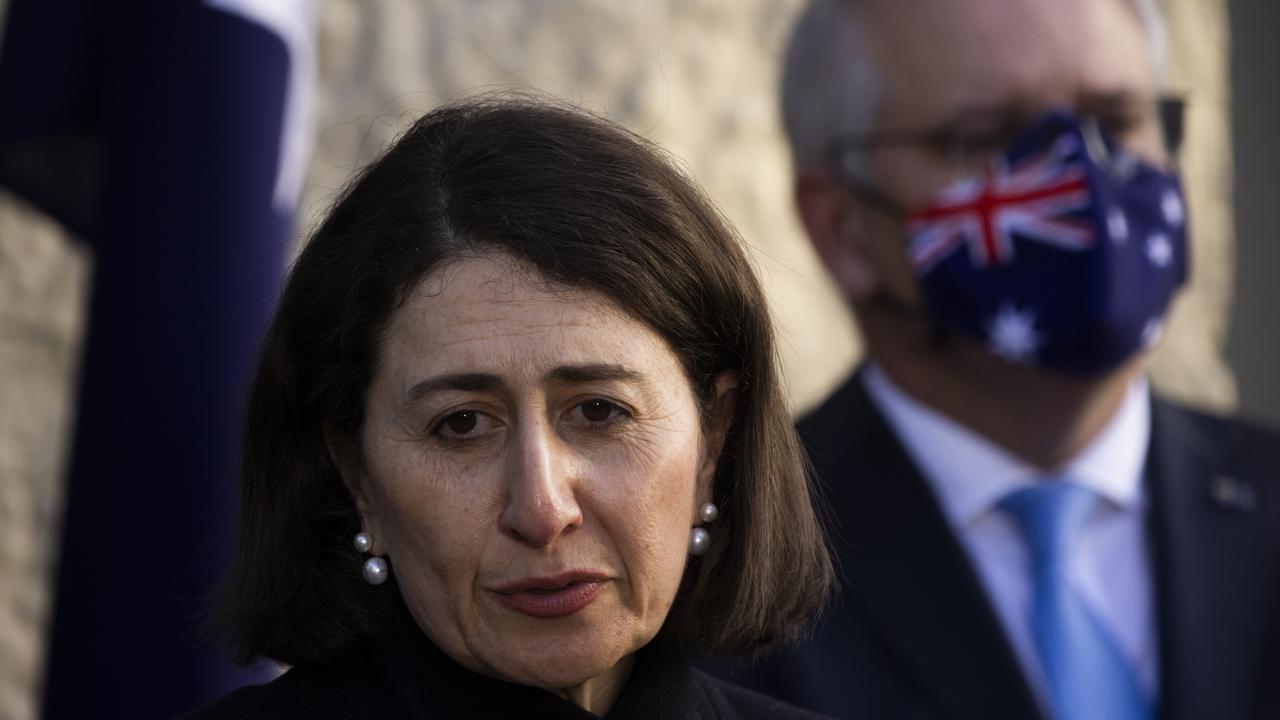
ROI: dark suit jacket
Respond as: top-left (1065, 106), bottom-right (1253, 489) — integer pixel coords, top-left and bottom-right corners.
top-left (181, 600), bottom-right (834, 720)
top-left (714, 368), bottom-right (1280, 719)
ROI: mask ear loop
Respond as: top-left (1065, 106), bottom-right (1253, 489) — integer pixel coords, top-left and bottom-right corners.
top-left (1080, 115), bottom-right (1112, 168)
top-left (1079, 113), bottom-right (1148, 183)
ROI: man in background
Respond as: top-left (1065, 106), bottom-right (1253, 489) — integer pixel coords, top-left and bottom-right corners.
top-left (723, 1), bottom-right (1280, 718)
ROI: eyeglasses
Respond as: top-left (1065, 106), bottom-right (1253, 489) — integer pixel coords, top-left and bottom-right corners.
top-left (826, 94), bottom-right (1186, 182)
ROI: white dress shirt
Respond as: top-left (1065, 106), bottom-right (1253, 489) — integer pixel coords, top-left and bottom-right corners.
top-left (862, 363), bottom-right (1159, 706)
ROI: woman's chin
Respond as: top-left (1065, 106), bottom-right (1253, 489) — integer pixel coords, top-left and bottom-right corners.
top-left (488, 640), bottom-right (625, 691)
top-left (454, 588), bottom-right (655, 693)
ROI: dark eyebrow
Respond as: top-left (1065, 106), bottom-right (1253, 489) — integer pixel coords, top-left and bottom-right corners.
top-left (547, 363), bottom-right (644, 384)
top-left (402, 373), bottom-right (504, 409)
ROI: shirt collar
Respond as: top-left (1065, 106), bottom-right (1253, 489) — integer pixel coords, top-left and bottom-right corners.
top-left (862, 362), bottom-right (1150, 529)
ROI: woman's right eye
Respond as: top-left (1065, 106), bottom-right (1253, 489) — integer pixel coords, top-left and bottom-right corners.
top-left (432, 410), bottom-right (494, 440)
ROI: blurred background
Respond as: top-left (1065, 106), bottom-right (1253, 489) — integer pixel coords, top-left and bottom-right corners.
top-left (0, 0), bottom-right (1274, 717)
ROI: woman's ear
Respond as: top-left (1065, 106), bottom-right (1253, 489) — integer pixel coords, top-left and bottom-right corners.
top-left (325, 428), bottom-right (382, 551)
top-left (795, 167), bottom-right (880, 302)
top-left (696, 371), bottom-right (739, 507)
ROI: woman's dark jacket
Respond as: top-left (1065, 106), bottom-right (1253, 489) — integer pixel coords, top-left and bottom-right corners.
top-left (180, 608), bottom-right (832, 720)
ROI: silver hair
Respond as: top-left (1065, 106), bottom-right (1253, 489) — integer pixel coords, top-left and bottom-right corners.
top-left (780, 0), bottom-right (1170, 173)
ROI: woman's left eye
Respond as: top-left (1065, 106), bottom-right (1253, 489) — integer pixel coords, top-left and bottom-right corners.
top-left (572, 398), bottom-right (629, 425)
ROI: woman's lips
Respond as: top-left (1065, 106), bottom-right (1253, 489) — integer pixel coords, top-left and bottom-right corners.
top-left (494, 572), bottom-right (608, 619)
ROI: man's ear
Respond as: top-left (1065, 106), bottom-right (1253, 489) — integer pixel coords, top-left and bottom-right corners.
top-left (795, 167), bottom-right (880, 302)
top-left (696, 371), bottom-right (739, 507)
top-left (325, 428), bottom-right (382, 551)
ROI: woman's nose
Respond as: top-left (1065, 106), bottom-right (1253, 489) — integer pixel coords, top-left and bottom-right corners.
top-left (499, 420), bottom-right (583, 547)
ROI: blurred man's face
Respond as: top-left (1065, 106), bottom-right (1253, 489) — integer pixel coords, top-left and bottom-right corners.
top-left (848, 0), bottom-right (1164, 308)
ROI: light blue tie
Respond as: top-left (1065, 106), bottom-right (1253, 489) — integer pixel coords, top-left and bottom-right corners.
top-left (1000, 482), bottom-right (1149, 720)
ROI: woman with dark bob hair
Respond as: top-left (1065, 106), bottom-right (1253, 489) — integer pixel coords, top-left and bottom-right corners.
top-left (185, 95), bottom-right (835, 719)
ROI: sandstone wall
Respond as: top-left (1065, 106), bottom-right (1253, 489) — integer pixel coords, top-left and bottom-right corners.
top-left (0, 189), bottom-right (89, 720)
top-left (0, 1), bottom-right (1236, 717)
top-left (1147, 0), bottom-right (1237, 408)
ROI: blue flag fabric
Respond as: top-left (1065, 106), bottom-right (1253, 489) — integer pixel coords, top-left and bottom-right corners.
top-left (0, 0), bottom-right (313, 716)
top-left (906, 111), bottom-right (1189, 375)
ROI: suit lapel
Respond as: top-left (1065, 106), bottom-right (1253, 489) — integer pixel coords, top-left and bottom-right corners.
top-left (809, 372), bottom-right (1043, 720)
top-left (1147, 397), bottom-right (1267, 720)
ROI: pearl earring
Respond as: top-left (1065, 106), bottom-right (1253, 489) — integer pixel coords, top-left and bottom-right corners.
top-left (363, 557), bottom-right (389, 586)
top-left (689, 502), bottom-right (719, 556)
top-left (353, 531), bottom-right (388, 585)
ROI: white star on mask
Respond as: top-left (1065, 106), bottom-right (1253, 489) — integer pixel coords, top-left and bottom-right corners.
top-left (986, 304), bottom-right (1043, 364)
top-left (1161, 191), bottom-right (1185, 226)
top-left (1107, 208), bottom-right (1130, 244)
top-left (1146, 232), bottom-right (1173, 268)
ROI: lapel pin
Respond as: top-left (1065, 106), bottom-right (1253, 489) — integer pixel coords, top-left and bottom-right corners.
top-left (1208, 475), bottom-right (1257, 513)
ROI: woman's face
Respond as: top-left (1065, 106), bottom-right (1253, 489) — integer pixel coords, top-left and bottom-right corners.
top-left (344, 252), bottom-right (730, 703)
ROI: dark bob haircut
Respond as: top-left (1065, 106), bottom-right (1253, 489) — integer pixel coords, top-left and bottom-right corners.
top-left (221, 95), bottom-right (834, 667)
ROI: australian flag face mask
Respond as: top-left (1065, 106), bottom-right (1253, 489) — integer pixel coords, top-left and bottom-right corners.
top-left (905, 110), bottom-right (1189, 376)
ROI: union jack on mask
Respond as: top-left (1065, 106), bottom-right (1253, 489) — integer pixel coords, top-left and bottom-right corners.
top-left (906, 110), bottom-right (1189, 375)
